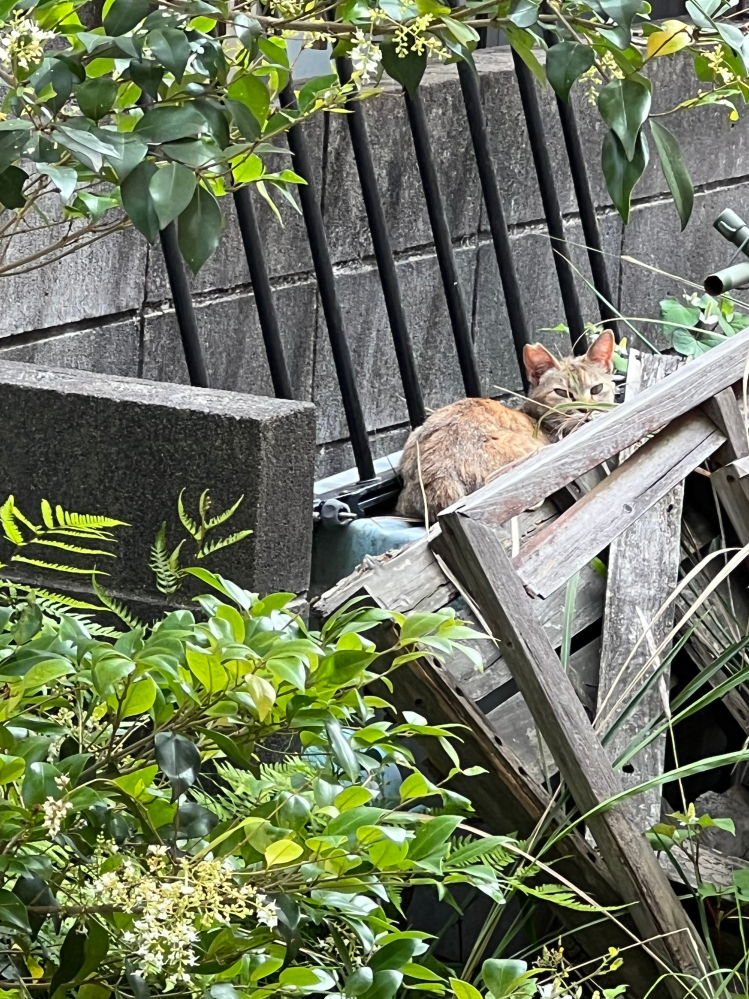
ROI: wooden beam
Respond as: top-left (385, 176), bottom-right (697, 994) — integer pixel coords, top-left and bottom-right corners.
top-left (438, 510), bottom-right (708, 981)
top-left (513, 411), bottom-right (723, 598)
top-left (596, 354), bottom-right (685, 833)
top-left (449, 325), bottom-right (749, 525)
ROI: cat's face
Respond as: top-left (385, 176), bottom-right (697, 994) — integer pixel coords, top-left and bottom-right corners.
top-left (522, 331), bottom-right (616, 438)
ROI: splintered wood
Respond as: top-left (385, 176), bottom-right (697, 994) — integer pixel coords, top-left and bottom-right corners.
top-left (318, 327), bottom-right (749, 991)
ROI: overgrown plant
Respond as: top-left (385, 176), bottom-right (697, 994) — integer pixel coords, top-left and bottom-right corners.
top-left (0, 0), bottom-right (748, 275)
top-left (658, 292), bottom-right (749, 356)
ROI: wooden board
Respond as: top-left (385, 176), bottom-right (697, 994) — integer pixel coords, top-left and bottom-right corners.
top-left (438, 511), bottom-right (708, 981)
top-left (449, 325), bottom-right (749, 525)
top-left (596, 353), bottom-right (685, 833)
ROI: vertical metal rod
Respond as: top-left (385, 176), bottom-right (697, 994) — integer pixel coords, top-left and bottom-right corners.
top-left (511, 50), bottom-right (587, 355)
top-left (159, 222), bottom-right (210, 388)
top-left (455, 53), bottom-right (531, 390)
top-left (233, 186), bottom-right (294, 400)
top-left (403, 88), bottom-right (483, 397)
top-left (337, 56), bottom-right (426, 428)
top-left (281, 82), bottom-right (376, 482)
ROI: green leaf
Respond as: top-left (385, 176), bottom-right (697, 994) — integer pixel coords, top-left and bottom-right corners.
top-left (0, 165), bottom-right (26, 209)
top-left (0, 129), bottom-right (33, 173)
top-left (482, 960), bottom-right (529, 999)
top-left (53, 125), bottom-right (117, 174)
top-left (361, 970), bottom-right (403, 999)
top-left (97, 129), bottom-right (148, 181)
top-left (121, 160), bottom-right (159, 242)
top-left (227, 75), bottom-right (270, 126)
top-left (154, 731), bottom-right (201, 801)
top-left (597, 77), bottom-right (651, 161)
top-left (177, 182), bottom-right (223, 273)
top-left (75, 919), bottom-right (110, 984)
top-left (147, 28), bottom-right (191, 83)
top-left (450, 980), bottom-right (482, 999)
top-left (129, 59), bottom-right (164, 100)
top-left (265, 838), bottom-right (303, 866)
top-left (0, 889), bottom-right (31, 934)
top-left (104, 0), bottom-right (150, 33)
top-left (380, 42), bottom-right (426, 97)
top-left (133, 104), bottom-right (206, 144)
top-left (326, 719), bottom-right (359, 781)
top-left (22, 762), bottom-right (61, 808)
top-left (75, 78), bottom-right (118, 122)
top-left (545, 42), bottom-right (595, 103)
top-left (346, 968), bottom-right (374, 996)
top-left (12, 601), bottom-right (42, 644)
top-left (649, 119), bottom-right (693, 231)
top-left (37, 163), bottom-right (77, 203)
top-left (119, 675), bottom-right (157, 717)
top-left (149, 162), bottom-right (196, 229)
top-left (50, 923), bottom-right (87, 995)
top-left (597, 0), bottom-right (644, 30)
top-left (0, 755), bottom-right (24, 785)
top-left (507, 0), bottom-right (539, 27)
top-left (370, 938), bottom-right (425, 971)
top-left (601, 128), bottom-right (648, 224)
top-left (409, 815), bottom-right (462, 861)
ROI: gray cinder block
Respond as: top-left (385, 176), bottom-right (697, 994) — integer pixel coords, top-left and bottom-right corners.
top-left (0, 361), bottom-right (316, 608)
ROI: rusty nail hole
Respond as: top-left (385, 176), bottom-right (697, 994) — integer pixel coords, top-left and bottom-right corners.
top-left (728, 474), bottom-right (736, 483)
top-left (622, 503), bottom-right (633, 515)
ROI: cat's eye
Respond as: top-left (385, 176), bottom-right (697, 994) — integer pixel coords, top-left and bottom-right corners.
top-left (555, 388), bottom-right (574, 399)
top-left (590, 384), bottom-right (604, 396)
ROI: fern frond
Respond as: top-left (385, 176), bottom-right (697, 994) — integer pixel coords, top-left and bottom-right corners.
top-left (55, 506), bottom-right (129, 530)
top-left (197, 530), bottom-right (253, 558)
top-left (0, 497), bottom-right (24, 546)
top-left (41, 499), bottom-right (55, 530)
top-left (150, 524), bottom-right (182, 595)
top-left (168, 539), bottom-right (184, 574)
top-left (92, 576), bottom-right (145, 629)
top-left (11, 556), bottom-right (107, 575)
top-left (12, 504), bottom-right (40, 534)
top-left (206, 495), bottom-right (244, 530)
top-left (29, 587), bottom-right (104, 611)
top-left (177, 490), bottom-right (201, 541)
top-left (198, 490), bottom-right (211, 522)
top-left (44, 527), bottom-right (116, 541)
top-left (29, 539), bottom-right (116, 558)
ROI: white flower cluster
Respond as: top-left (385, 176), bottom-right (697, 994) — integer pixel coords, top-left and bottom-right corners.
top-left (91, 848), bottom-right (278, 989)
top-left (350, 30), bottom-right (382, 86)
top-left (41, 795), bottom-right (72, 839)
top-left (0, 12), bottom-right (53, 73)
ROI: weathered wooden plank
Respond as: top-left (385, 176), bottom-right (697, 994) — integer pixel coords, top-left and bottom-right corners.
top-left (513, 410), bottom-right (723, 598)
top-left (438, 510), bottom-right (708, 982)
top-left (451, 325), bottom-right (749, 525)
top-left (596, 353), bottom-right (684, 834)
top-left (701, 385), bottom-right (749, 464)
top-left (711, 464), bottom-right (749, 545)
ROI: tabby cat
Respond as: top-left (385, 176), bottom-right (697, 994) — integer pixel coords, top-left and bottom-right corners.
top-left (396, 331), bottom-right (616, 522)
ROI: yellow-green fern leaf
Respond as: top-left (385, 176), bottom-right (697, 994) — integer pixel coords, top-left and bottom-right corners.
top-left (150, 523), bottom-right (181, 594)
top-left (45, 527), bottom-right (115, 542)
top-left (55, 506), bottom-right (129, 530)
top-left (29, 539), bottom-right (116, 558)
top-left (206, 495), bottom-right (244, 530)
top-left (0, 497), bottom-right (23, 546)
top-left (92, 576), bottom-right (144, 629)
top-left (11, 556), bottom-right (108, 575)
top-left (197, 530), bottom-right (253, 558)
top-left (12, 503), bottom-right (40, 534)
top-left (40, 499), bottom-right (55, 530)
top-left (177, 490), bottom-right (201, 540)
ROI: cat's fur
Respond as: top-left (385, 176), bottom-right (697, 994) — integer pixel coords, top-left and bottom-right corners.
top-left (396, 331), bottom-right (616, 522)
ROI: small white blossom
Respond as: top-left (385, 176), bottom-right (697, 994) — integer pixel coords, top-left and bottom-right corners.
top-left (257, 898), bottom-right (279, 929)
top-left (41, 796), bottom-right (72, 839)
top-left (350, 30), bottom-right (382, 86)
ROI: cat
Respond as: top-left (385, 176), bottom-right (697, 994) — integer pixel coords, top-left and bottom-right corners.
top-left (395, 331), bottom-right (616, 522)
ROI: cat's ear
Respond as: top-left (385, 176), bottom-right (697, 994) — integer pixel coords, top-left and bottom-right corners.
top-left (586, 330), bottom-right (615, 371)
top-left (523, 343), bottom-right (559, 385)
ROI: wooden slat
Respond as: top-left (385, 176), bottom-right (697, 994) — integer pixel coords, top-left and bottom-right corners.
top-left (513, 411), bottom-right (723, 598)
top-left (438, 510), bottom-right (708, 982)
top-left (450, 325), bottom-right (749, 525)
top-left (596, 354), bottom-right (684, 833)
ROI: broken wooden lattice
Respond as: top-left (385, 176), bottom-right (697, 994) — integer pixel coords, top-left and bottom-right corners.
top-left (317, 328), bottom-right (749, 987)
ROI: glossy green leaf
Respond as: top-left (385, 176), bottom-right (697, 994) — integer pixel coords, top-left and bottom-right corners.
top-left (133, 104), bottom-right (206, 144)
top-left (346, 968), bottom-right (375, 996)
top-left (227, 75), bottom-right (270, 126)
top-left (0, 165), bottom-right (27, 209)
top-left (545, 42), bottom-right (595, 103)
top-left (149, 162), bottom-right (196, 229)
top-left (409, 815), bottom-right (462, 861)
top-left (0, 129), bottom-right (33, 173)
top-left (482, 960), bottom-right (529, 999)
top-left (361, 970), bottom-right (403, 999)
top-left (649, 119), bottom-right (693, 231)
top-left (450, 979), bottom-right (483, 999)
top-left (154, 731), bottom-right (201, 801)
top-left (37, 163), bottom-right (78, 203)
top-left (121, 160), bottom-right (159, 242)
top-left (118, 675), bottom-right (157, 717)
top-left (380, 43), bottom-right (426, 97)
top-left (104, 0), bottom-right (150, 34)
top-left (177, 183), bottom-right (224, 273)
top-left (601, 128), bottom-right (648, 224)
top-left (75, 78), bottom-right (118, 122)
top-left (0, 888), bottom-right (31, 934)
top-left (0, 754), bottom-right (24, 785)
top-left (129, 58), bottom-right (164, 99)
top-left (22, 761), bottom-right (61, 808)
top-left (507, 0), bottom-right (539, 27)
top-left (147, 28), bottom-right (191, 83)
top-left (326, 719), bottom-right (359, 781)
top-left (597, 77), bottom-right (651, 161)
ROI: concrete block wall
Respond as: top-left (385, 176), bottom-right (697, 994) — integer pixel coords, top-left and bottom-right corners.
top-left (2, 49), bottom-right (748, 477)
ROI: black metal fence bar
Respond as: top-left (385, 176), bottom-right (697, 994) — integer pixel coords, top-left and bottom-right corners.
top-left (511, 50), bottom-right (587, 354)
top-left (403, 88), bottom-right (483, 397)
top-left (336, 56), bottom-right (426, 428)
top-left (160, 222), bottom-right (210, 388)
top-left (233, 187), bottom-right (294, 400)
top-left (281, 81), bottom-right (376, 481)
top-left (455, 54), bottom-right (531, 389)
top-left (554, 97), bottom-right (617, 329)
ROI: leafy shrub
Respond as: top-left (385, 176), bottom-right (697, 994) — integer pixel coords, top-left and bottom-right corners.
top-left (658, 293), bottom-right (749, 356)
